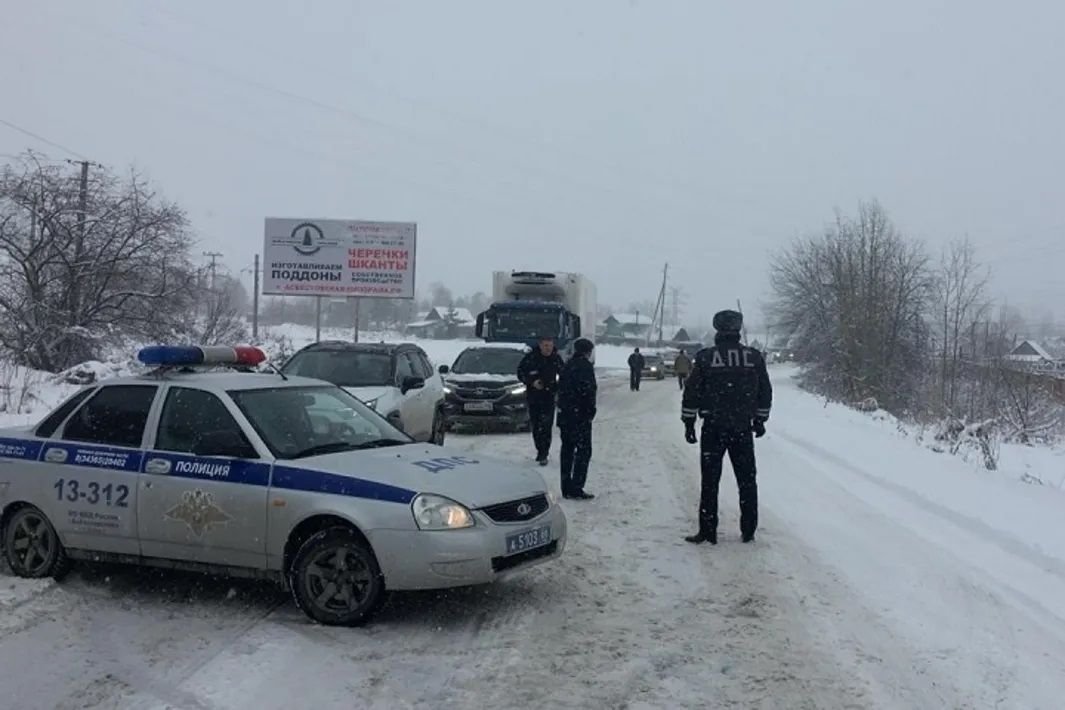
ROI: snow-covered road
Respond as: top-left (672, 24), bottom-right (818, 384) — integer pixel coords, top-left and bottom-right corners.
top-left (3, 368), bottom-right (1065, 709)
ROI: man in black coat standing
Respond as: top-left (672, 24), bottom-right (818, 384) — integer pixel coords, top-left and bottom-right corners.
top-left (517, 335), bottom-right (566, 465)
top-left (681, 310), bottom-right (772, 544)
top-left (557, 338), bottom-right (597, 499)
top-left (627, 347), bottom-right (645, 391)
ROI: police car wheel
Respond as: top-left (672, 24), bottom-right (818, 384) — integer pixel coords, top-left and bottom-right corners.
top-left (2, 506), bottom-right (70, 580)
top-left (289, 527), bottom-right (385, 626)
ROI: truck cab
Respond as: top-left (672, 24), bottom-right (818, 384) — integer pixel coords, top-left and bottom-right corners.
top-left (475, 271), bottom-right (595, 359)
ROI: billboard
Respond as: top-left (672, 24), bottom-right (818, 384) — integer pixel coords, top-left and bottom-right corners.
top-left (262, 218), bottom-right (416, 299)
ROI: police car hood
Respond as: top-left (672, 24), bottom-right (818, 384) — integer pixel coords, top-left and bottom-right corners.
top-left (299, 444), bottom-right (547, 508)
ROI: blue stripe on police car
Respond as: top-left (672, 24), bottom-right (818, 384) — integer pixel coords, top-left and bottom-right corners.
top-left (141, 452), bottom-right (272, 486)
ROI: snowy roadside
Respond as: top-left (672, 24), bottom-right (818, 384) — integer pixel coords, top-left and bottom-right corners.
top-left (0, 558), bottom-right (54, 624)
top-left (770, 368), bottom-right (1065, 564)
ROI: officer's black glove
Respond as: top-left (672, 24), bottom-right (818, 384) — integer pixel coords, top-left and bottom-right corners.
top-left (684, 420), bottom-right (697, 444)
top-left (752, 419), bottom-right (767, 438)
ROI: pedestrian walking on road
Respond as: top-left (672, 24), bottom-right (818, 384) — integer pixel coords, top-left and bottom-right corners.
top-left (628, 347), bottom-right (645, 391)
top-left (517, 335), bottom-right (565, 466)
top-left (681, 310), bottom-right (772, 544)
top-left (557, 338), bottom-right (597, 499)
top-left (673, 349), bottom-right (692, 390)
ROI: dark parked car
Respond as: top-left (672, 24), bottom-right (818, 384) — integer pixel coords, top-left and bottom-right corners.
top-left (440, 344), bottom-right (531, 432)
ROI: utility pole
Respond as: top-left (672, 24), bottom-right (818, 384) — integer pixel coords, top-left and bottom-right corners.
top-left (736, 298), bottom-right (749, 345)
top-left (252, 254), bottom-right (260, 341)
top-left (659, 264), bottom-right (668, 345)
top-left (65, 159), bottom-right (99, 327)
top-left (202, 251), bottom-right (222, 290)
top-left (351, 296), bottom-right (361, 343)
top-left (315, 296), bottom-right (322, 342)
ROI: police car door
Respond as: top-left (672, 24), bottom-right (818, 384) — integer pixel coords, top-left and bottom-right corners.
top-left (137, 386), bottom-right (269, 569)
top-left (44, 384), bottom-right (158, 555)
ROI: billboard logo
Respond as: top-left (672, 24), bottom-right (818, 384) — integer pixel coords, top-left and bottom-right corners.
top-left (291, 222), bottom-right (325, 255)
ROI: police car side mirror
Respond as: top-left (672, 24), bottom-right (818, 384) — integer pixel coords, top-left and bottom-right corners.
top-left (194, 430), bottom-right (257, 459)
top-left (401, 376), bottom-right (425, 395)
top-left (438, 364), bottom-right (450, 375)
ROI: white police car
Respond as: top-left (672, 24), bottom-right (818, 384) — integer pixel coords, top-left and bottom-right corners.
top-left (0, 345), bottom-right (566, 626)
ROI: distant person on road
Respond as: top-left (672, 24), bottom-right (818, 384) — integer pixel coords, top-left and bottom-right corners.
top-left (517, 335), bottom-right (565, 466)
top-left (681, 310), bottom-right (772, 545)
top-left (627, 347), bottom-right (645, 391)
top-left (557, 338), bottom-right (598, 499)
top-left (673, 349), bottom-right (692, 390)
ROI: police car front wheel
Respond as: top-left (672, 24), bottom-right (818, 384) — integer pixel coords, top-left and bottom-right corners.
top-left (2, 506), bottom-right (71, 580)
top-left (289, 527), bottom-right (385, 626)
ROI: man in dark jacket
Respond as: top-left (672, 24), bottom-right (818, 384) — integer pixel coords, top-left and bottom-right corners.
top-left (517, 336), bottom-right (566, 465)
top-left (557, 338), bottom-right (597, 499)
top-left (627, 347), bottom-right (645, 391)
top-left (681, 310), bottom-right (772, 544)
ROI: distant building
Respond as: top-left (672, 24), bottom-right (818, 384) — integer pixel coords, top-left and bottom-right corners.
top-left (405, 306), bottom-right (476, 339)
top-left (1006, 340), bottom-right (1065, 371)
top-left (601, 314), bottom-right (654, 345)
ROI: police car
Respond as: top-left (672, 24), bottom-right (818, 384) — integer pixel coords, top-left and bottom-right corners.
top-left (0, 345), bottom-right (567, 626)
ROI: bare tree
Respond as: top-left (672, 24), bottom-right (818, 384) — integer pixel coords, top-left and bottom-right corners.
top-left (0, 153), bottom-right (197, 370)
top-left (768, 201), bottom-right (933, 412)
top-left (188, 275), bottom-right (249, 345)
top-left (931, 238), bottom-right (991, 415)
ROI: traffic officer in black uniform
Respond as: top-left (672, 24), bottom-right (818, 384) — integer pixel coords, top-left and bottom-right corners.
top-left (517, 335), bottom-right (566, 465)
top-left (557, 338), bottom-right (597, 499)
top-left (681, 310), bottom-right (772, 544)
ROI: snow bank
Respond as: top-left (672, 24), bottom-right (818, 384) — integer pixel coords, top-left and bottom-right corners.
top-left (776, 365), bottom-right (1065, 491)
top-left (772, 368), bottom-right (1065, 562)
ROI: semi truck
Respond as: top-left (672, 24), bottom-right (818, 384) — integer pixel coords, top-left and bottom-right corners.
top-left (475, 271), bottom-right (597, 359)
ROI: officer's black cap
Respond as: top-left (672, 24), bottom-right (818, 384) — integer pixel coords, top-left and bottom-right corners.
top-left (712, 310), bottom-right (743, 333)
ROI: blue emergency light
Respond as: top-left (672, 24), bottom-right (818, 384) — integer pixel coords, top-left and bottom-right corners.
top-left (137, 345), bottom-right (267, 367)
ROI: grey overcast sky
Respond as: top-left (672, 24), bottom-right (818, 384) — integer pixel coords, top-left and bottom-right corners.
top-left (1, 0), bottom-right (1062, 329)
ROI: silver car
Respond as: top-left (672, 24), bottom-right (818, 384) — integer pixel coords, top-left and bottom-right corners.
top-left (0, 361), bottom-right (566, 626)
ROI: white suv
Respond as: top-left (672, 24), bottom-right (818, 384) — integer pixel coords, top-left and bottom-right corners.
top-left (281, 341), bottom-right (447, 444)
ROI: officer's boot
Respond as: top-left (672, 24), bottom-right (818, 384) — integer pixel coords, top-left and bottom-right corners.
top-left (684, 529), bottom-right (717, 545)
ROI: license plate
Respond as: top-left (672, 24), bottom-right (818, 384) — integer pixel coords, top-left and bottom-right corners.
top-left (464, 401), bottom-right (493, 412)
top-left (505, 525), bottom-right (551, 555)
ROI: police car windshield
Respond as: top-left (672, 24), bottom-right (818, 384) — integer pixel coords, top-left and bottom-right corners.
top-left (228, 385), bottom-right (410, 460)
top-left (281, 350), bottom-right (393, 387)
top-left (452, 348), bottom-right (525, 375)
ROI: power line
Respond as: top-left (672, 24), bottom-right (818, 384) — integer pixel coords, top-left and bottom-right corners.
top-left (0, 117), bottom-right (89, 160)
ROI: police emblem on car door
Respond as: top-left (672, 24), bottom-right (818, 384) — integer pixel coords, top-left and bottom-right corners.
top-left (165, 490), bottom-right (233, 536)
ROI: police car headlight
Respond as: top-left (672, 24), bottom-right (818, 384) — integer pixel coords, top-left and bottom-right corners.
top-left (442, 384), bottom-right (454, 395)
top-left (364, 398), bottom-right (379, 410)
top-left (507, 383), bottom-right (527, 396)
top-left (411, 494), bottom-right (474, 530)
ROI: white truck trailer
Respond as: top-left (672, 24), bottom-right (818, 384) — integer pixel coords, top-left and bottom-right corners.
top-left (475, 271), bottom-right (597, 359)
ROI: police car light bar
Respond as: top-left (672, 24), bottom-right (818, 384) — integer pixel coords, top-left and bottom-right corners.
top-left (137, 345), bottom-right (267, 367)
